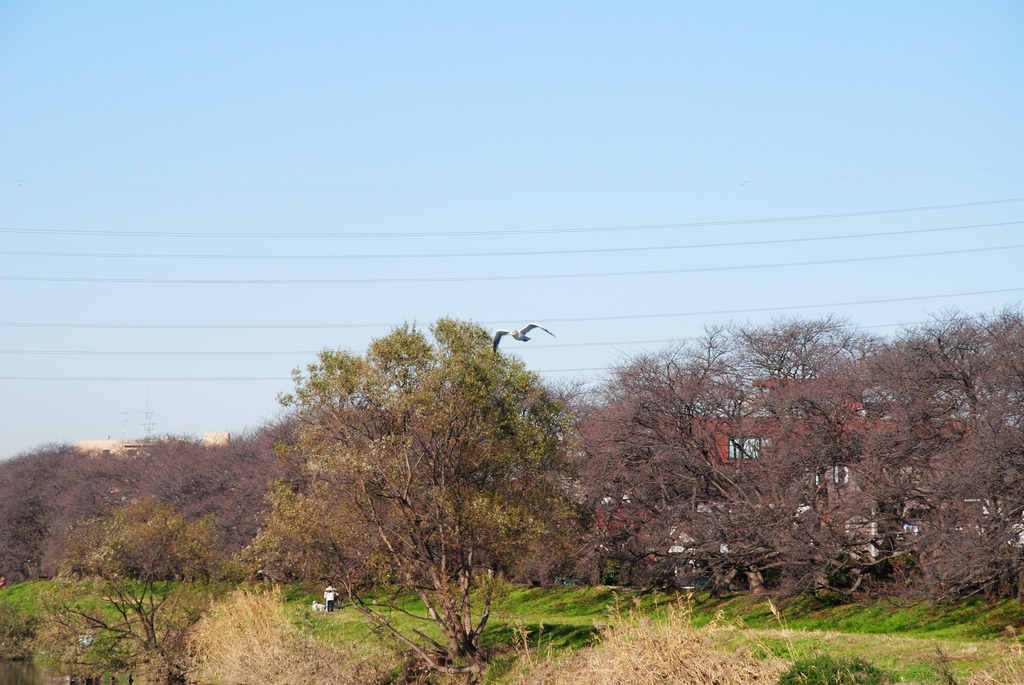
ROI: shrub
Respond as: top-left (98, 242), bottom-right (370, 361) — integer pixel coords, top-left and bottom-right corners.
top-left (0, 598), bottom-right (38, 659)
top-left (778, 653), bottom-right (890, 685)
top-left (188, 587), bottom-right (389, 685)
top-left (510, 604), bottom-right (786, 684)
top-left (42, 500), bottom-right (221, 682)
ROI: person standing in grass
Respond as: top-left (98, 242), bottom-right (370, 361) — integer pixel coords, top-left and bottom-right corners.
top-left (324, 584), bottom-right (338, 612)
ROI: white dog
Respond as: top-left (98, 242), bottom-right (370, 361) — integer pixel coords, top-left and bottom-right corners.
top-left (312, 601), bottom-right (326, 612)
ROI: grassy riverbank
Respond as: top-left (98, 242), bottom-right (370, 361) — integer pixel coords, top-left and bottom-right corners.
top-left (268, 584), bottom-right (1024, 683)
top-left (4, 581), bottom-right (1024, 683)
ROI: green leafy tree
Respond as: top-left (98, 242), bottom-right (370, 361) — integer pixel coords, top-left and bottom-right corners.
top-left (42, 498), bottom-right (219, 683)
top-left (273, 318), bottom-right (575, 676)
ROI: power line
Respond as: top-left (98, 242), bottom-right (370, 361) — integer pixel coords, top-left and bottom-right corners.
top-left (0, 315), bottom-right (1001, 381)
top-left (0, 323), bottom-right (937, 358)
top-left (1, 197), bottom-right (1021, 239)
top-left (2, 220), bottom-right (1019, 261)
top-left (1, 287), bottom-right (1020, 330)
top-left (4, 244), bottom-right (1022, 284)
top-left (0, 340), bottom-right (677, 356)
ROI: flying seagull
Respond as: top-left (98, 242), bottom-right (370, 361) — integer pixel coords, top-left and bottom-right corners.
top-left (492, 323), bottom-right (556, 352)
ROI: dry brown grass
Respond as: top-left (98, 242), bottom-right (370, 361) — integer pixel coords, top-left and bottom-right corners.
top-left (740, 624), bottom-right (1024, 685)
top-left (507, 604), bottom-right (787, 685)
top-left (187, 587), bottom-right (390, 685)
top-left (962, 626), bottom-right (1024, 685)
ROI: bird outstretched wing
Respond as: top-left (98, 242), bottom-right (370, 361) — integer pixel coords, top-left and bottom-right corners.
top-left (521, 323), bottom-right (555, 337)
top-left (492, 329), bottom-right (511, 351)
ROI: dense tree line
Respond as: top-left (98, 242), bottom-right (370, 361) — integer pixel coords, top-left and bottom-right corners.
top-left (0, 421), bottom-right (290, 583)
top-left (576, 308), bottom-right (1024, 601)
top-left (2, 309), bottom-right (1023, 609)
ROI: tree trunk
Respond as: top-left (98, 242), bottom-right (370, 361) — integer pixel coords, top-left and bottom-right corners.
top-left (712, 567), bottom-right (737, 595)
top-left (746, 569), bottom-right (767, 595)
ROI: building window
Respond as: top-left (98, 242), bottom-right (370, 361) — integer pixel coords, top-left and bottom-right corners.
top-left (728, 437), bottom-right (761, 460)
top-left (814, 465), bottom-right (850, 485)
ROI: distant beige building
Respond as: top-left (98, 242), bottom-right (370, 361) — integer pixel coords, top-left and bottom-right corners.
top-left (202, 432), bottom-right (230, 447)
top-left (75, 439), bottom-right (147, 457)
top-left (76, 433), bottom-right (230, 457)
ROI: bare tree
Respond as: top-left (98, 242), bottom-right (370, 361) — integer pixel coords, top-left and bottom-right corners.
top-left (576, 327), bottom-right (764, 591)
top-left (863, 309), bottom-right (1024, 599)
top-left (579, 318), bottom-right (885, 596)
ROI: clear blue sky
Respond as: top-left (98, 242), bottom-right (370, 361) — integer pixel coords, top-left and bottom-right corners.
top-left (2, 2), bottom-right (1022, 459)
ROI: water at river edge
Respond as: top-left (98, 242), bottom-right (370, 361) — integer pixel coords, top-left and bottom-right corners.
top-left (0, 661), bottom-right (151, 684)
